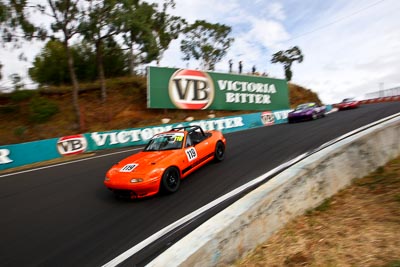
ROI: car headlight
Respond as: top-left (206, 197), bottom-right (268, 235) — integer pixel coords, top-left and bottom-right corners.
top-left (130, 178), bottom-right (143, 183)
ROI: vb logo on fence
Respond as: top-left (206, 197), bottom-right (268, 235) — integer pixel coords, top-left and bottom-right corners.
top-left (57, 135), bottom-right (88, 156)
top-left (169, 69), bottom-right (215, 110)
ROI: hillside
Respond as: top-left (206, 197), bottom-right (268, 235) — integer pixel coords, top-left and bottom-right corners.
top-left (0, 76), bottom-right (321, 146)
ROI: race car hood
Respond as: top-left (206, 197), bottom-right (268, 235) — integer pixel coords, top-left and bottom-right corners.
top-left (339, 101), bottom-right (357, 106)
top-left (107, 150), bottom-right (177, 178)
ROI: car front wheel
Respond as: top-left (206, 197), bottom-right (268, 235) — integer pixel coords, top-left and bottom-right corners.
top-left (312, 112), bottom-right (318, 120)
top-left (161, 167), bottom-right (181, 194)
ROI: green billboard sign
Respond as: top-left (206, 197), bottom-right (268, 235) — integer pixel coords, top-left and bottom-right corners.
top-left (147, 66), bottom-right (289, 111)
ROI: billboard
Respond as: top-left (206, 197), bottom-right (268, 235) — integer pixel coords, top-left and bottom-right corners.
top-left (147, 67), bottom-right (289, 111)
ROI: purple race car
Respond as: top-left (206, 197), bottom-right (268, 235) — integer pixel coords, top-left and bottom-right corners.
top-left (288, 102), bottom-right (326, 123)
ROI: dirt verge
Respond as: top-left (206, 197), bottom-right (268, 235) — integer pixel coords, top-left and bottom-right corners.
top-left (232, 156), bottom-right (400, 267)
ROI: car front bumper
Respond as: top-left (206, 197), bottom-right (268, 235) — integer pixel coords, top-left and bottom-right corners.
top-left (104, 178), bottom-right (161, 199)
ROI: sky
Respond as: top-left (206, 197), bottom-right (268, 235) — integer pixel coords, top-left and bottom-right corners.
top-left (1, 0), bottom-right (399, 104)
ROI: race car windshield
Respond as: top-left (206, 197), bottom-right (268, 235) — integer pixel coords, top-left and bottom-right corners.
top-left (342, 98), bottom-right (354, 103)
top-left (295, 103), bottom-right (315, 110)
top-left (144, 133), bottom-right (184, 151)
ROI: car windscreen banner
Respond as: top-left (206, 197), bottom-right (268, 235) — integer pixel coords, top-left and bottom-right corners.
top-left (147, 66), bottom-right (289, 111)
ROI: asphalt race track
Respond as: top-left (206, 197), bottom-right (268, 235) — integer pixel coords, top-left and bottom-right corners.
top-left (1, 102), bottom-right (399, 266)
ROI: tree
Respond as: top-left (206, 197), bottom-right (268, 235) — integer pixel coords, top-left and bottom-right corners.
top-left (79, 0), bottom-right (121, 102)
top-left (100, 38), bottom-right (129, 78)
top-left (29, 40), bottom-right (69, 85)
top-left (29, 39), bottom-right (128, 85)
top-left (271, 46), bottom-right (304, 81)
top-left (117, 0), bottom-right (184, 75)
top-left (0, 0), bottom-right (45, 89)
top-left (0, 0), bottom-right (45, 43)
top-left (38, 0), bottom-right (84, 129)
top-left (151, 0), bottom-right (185, 65)
top-left (0, 1), bottom-right (5, 24)
top-left (180, 20), bottom-right (234, 71)
top-left (117, 0), bottom-right (158, 75)
top-left (9, 73), bottom-right (24, 90)
top-left (0, 1), bottom-right (8, 43)
top-left (70, 39), bottom-right (127, 81)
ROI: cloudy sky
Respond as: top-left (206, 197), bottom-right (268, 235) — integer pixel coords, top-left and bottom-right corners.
top-left (1, 0), bottom-right (399, 104)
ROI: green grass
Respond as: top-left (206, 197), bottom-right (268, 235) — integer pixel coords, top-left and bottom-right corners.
top-left (315, 198), bottom-right (331, 212)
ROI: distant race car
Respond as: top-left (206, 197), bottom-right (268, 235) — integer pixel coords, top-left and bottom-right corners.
top-left (288, 102), bottom-right (326, 123)
top-left (336, 98), bottom-right (359, 110)
top-left (104, 125), bottom-right (226, 199)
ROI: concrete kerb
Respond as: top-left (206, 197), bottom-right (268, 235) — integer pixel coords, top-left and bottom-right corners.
top-left (147, 114), bottom-right (400, 267)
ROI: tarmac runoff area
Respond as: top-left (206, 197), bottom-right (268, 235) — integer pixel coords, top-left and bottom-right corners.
top-left (147, 112), bottom-right (400, 267)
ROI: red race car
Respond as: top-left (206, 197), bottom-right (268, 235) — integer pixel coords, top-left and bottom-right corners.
top-left (336, 98), bottom-right (359, 110)
top-left (104, 125), bottom-right (226, 199)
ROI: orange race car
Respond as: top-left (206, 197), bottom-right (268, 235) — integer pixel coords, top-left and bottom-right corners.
top-left (104, 125), bottom-right (226, 199)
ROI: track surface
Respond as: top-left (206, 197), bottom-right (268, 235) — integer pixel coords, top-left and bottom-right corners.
top-left (1, 102), bottom-right (399, 266)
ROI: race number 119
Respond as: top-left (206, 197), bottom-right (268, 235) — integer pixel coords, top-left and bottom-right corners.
top-left (185, 148), bottom-right (197, 162)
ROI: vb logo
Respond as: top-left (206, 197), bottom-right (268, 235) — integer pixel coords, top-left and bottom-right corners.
top-left (57, 135), bottom-right (88, 156)
top-left (169, 69), bottom-right (215, 109)
top-left (261, 111), bottom-right (275, 126)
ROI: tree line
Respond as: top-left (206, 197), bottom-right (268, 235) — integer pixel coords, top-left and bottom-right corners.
top-left (0, 0), bottom-right (303, 130)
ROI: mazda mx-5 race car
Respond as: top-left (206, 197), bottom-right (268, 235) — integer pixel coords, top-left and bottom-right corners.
top-left (288, 102), bottom-right (326, 123)
top-left (104, 125), bottom-right (226, 199)
top-left (336, 98), bottom-right (359, 110)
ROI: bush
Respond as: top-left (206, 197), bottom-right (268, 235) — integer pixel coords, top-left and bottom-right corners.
top-left (10, 90), bottom-right (36, 102)
top-left (0, 104), bottom-right (19, 114)
top-left (29, 96), bottom-right (59, 123)
top-left (14, 126), bottom-right (27, 137)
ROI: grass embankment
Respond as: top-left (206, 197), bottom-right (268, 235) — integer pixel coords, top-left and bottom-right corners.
top-left (233, 155), bottom-right (400, 267)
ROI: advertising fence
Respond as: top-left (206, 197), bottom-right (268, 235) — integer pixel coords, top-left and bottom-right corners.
top-left (147, 67), bottom-right (289, 111)
top-left (0, 110), bottom-right (291, 171)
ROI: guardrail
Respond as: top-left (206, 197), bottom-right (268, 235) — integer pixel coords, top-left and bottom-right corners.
top-left (359, 95), bottom-right (400, 104)
top-left (147, 112), bottom-right (400, 266)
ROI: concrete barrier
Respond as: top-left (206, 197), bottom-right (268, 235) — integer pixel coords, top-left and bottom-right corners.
top-left (147, 113), bottom-right (400, 267)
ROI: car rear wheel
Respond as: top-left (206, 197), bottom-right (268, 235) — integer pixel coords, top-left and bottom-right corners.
top-left (214, 141), bottom-right (225, 162)
top-left (161, 167), bottom-right (181, 194)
